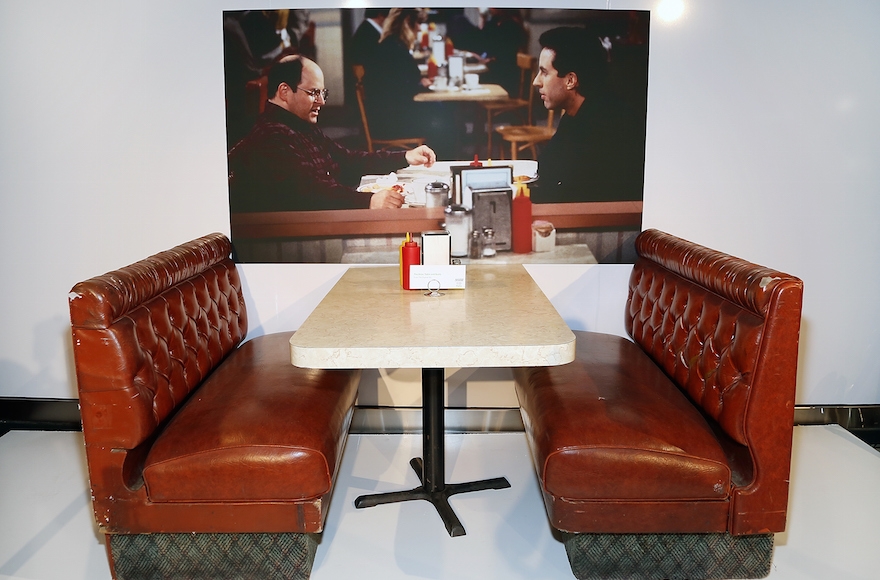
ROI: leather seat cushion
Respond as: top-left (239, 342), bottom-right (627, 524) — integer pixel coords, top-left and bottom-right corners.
top-left (143, 332), bottom-right (359, 503)
top-left (514, 331), bottom-right (731, 502)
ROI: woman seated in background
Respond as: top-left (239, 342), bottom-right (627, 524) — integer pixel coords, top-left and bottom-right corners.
top-left (362, 8), bottom-right (454, 159)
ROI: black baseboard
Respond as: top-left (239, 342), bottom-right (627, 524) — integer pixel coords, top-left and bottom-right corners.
top-left (0, 397), bottom-right (82, 436)
top-left (0, 398), bottom-right (878, 450)
top-left (794, 405), bottom-right (880, 449)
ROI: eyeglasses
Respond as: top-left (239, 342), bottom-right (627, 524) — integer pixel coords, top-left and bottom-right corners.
top-left (296, 87), bottom-right (329, 101)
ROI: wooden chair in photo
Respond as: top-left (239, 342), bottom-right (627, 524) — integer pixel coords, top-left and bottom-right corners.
top-left (495, 106), bottom-right (559, 161)
top-left (244, 75), bottom-right (268, 117)
top-left (478, 52), bottom-right (534, 157)
top-left (352, 64), bottom-right (425, 153)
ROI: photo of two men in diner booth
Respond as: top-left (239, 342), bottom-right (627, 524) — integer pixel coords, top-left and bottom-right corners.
top-left (224, 8), bottom-right (648, 265)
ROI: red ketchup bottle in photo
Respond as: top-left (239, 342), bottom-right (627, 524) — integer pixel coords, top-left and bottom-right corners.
top-left (427, 56), bottom-right (438, 80)
top-left (400, 233), bottom-right (420, 290)
top-left (512, 184), bottom-right (532, 254)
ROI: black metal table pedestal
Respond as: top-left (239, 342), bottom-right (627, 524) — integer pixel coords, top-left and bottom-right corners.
top-left (354, 368), bottom-right (511, 537)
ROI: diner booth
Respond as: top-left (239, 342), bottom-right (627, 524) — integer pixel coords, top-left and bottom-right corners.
top-left (2, 3), bottom-right (880, 580)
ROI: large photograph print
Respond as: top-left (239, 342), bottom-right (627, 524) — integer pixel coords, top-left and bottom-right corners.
top-left (225, 8), bottom-right (648, 264)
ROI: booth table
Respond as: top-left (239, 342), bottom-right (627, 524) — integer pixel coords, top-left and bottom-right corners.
top-left (290, 265), bottom-right (575, 536)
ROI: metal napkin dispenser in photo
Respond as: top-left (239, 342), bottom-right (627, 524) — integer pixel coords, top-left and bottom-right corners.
top-left (451, 165), bottom-right (514, 251)
top-left (472, 189), bottom-right (512, 251)
top-left (451, 165), bottom-right (512, 207)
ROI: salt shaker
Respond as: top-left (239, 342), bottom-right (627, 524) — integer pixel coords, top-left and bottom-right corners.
top-left (482, 228), bottom-right (497, 258)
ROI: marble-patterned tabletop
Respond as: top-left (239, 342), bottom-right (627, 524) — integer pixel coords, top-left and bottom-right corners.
top-left (290, 265), bottom-right (575, 370)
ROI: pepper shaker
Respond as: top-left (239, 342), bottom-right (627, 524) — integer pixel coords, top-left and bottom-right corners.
top-left (469, 229), bottom-right (483, 259)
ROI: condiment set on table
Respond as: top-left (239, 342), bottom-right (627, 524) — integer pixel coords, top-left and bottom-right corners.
top-left (398, 157), bottom-right (545, 292)
top-left (420, 23), bottom-right (479, 91)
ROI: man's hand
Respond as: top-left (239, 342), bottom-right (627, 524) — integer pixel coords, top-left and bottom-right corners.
top-left (405, 145), bottom-right (436, 168)
top-left (369, 187), bottom-right (406, 209)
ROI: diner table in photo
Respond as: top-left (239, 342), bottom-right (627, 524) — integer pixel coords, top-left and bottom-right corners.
top-left (413, 83), bottom-right (508, 103)
top-left (289, 265), bottom-right (575, 536)
top-left (417, 62), bottom-right (489, 76)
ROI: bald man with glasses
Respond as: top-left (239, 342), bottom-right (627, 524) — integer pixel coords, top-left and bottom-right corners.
top-left (229, 56), bottom-right (436, 212)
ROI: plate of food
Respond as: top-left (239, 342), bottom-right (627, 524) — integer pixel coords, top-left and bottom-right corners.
top-left (356, 182), bottom-right (408, 194)
top-left (491, 160), bottom-right (536, 184)
top-left (357, 172), bottom-right (411, 195)
top-left (429, 84), bottom-right (460, 92)
top-left (513, 174), bottom-right (538, 184)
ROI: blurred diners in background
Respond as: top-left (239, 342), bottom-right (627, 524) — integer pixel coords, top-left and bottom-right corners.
top-left (223, 8), bottom-right (648, 163)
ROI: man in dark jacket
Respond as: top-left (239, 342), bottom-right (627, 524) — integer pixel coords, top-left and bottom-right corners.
top-left (532, 27), bottom-right (645, 204)
top-left (228, 56), bottom-right (435, 212)
top-left (349, 8), bottom-right (389, 67)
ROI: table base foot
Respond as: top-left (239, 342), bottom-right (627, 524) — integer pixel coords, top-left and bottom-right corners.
top-left (354, 457), bottom-right (511, 537)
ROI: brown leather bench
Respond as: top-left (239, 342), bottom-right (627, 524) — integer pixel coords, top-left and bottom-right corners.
top-left (514, 229), bottom-right (804, 580)
top-left (68, 233), bottom-right (360, 580)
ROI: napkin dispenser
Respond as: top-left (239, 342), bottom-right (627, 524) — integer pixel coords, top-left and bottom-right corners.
top-left (450, 165), bottom-right (513, 252)
top-left (471, 189), bottom-right (512, 251)
top-left (421, 230), bottom-right (451, 265)
top-left (451, 165), bottom-right (512, 207)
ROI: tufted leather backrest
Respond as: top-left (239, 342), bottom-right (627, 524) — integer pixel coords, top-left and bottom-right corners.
top-left (69, 233), bottom-right (247, 450)
top-left (626, 229), bottom-right (803, 447)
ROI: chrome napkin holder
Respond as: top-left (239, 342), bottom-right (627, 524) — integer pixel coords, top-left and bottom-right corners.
top-left (451, 165), bottom-right (513, 251)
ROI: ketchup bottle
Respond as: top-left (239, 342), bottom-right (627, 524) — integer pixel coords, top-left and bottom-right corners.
top-left (445, 37), bottom-right (454, 58)
top-left (512, 184), bottom-right (532, 254)
top-left (427, 57), bottom-right (438, 80)
top-left (400, 233), bottom-right (420, 289)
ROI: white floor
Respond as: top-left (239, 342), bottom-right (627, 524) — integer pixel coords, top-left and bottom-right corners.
top-left (1, 425), bottom-right (879, 580)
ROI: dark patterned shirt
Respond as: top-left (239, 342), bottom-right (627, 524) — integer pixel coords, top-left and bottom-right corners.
top-left (228, 102), bottom-right (407, 211)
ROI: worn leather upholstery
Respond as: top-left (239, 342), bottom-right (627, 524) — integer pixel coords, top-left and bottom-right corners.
top-left (514, 229), bottom-right (803, 537)
top-left (142, 333), bottom-right (356, 504)
top-left (69, 233), bottom-right (360, 537)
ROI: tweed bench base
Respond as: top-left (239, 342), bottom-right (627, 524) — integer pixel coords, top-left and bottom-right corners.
top-left (108, 532), bottom-right (319, 580)
top-left (563, 532), bottom-right (774, 580)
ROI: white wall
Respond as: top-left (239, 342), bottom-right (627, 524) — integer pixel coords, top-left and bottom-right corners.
top-left (1, 0), bottom-right (878, 405)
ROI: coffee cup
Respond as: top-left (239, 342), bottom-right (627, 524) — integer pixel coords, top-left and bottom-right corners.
top-left (465, 73), bottom-right (479, 88)
top-left (433, 76), bottom-right (448, 90)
